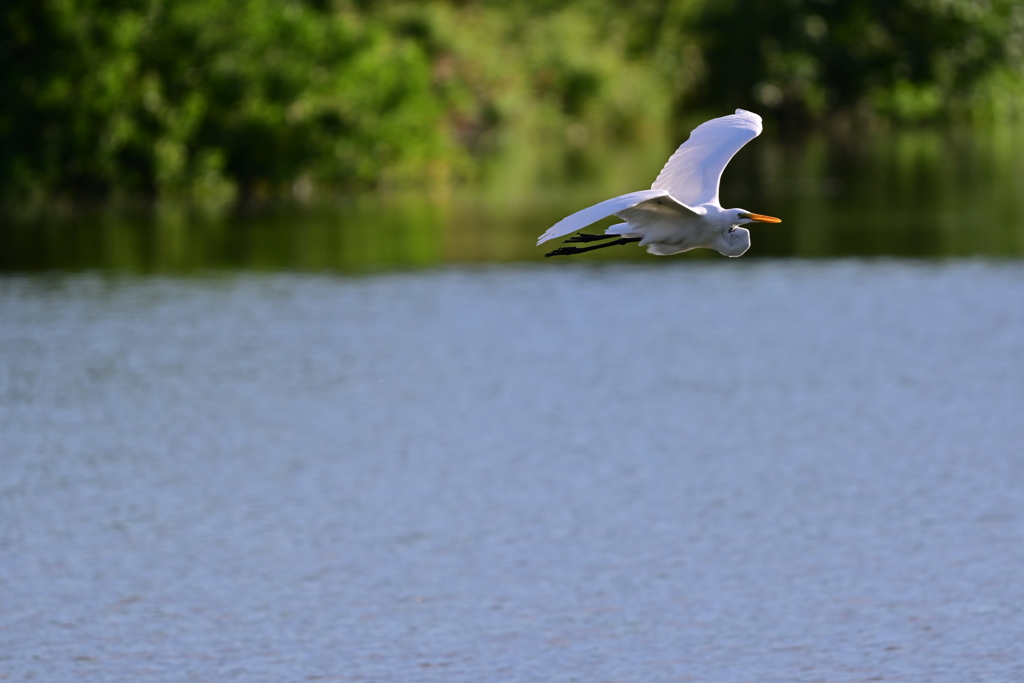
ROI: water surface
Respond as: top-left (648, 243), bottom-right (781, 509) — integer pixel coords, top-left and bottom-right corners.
top-left (3, 262), bottom-right (1023, 681)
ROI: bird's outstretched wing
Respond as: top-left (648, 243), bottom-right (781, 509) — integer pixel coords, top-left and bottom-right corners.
top-left (536, 189), bottom-right (696, 245)
top-left (652, 109), bottom-right (762, 207)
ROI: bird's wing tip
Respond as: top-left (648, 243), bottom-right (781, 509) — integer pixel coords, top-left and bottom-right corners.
top-left (733, 109), bottom-right (763, 134)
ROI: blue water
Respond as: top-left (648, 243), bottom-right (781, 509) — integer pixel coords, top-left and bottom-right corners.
top-left (3, 260), bottom-right (1024, 681)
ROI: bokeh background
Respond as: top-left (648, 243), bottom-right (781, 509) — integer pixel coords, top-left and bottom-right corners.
top-left (3, 3), bottom-right (1024, 682)
top-left (3, 0), bottom-right (1024, 265)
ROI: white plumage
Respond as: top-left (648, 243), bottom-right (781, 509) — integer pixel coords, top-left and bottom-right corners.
top-left (538, 109), bottom-right (780, 258)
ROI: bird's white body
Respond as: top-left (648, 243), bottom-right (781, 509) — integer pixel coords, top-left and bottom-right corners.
top-left (537, 109), bottom-right (780, 257)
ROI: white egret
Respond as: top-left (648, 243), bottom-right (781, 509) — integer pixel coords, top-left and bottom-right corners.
top-left (538, 109), bottom-right (780, 258)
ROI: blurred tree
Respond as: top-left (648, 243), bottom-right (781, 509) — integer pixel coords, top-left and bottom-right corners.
top-left (1, 0), bottom-right (678, 201)
top-left (693, 0), bottom-right (1024, 123)
top-left (3, 0), bottom-right (1023, 203)
top-left (1, 0), bottom-right (459, 201)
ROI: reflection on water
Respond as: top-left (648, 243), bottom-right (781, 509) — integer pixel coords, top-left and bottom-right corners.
top-left (2, 124), bottom-right (1023, 272)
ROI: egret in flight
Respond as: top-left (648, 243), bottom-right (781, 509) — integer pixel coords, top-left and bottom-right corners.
top-left (538, 109), bottom-right (780, 258)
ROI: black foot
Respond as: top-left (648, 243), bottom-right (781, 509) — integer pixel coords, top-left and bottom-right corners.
top-left (545, 246), bottom-right (584, 257)
top-left (564, 233), bottom-right (616, 243)
top-left (544, 236), bottom-right (641, 257)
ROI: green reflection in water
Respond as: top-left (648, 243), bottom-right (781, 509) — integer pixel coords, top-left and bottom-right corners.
top-left (3, 124), bottom-right (1023, 273)
top-left (745, 123), bottom-right (1024, 258)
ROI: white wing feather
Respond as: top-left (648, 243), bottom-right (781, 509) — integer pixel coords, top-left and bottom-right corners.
top-left (537, 190), bottom-right (700, 245)
top-left (537, 189), bottom-right (666, 244)
top-left (652, 109), bottom-right (762, 207)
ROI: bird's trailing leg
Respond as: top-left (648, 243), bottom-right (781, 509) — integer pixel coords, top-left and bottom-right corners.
top-left (545, 237), bottom-right (641, 257)
top-left (563, 232), bottom-right (622, 243)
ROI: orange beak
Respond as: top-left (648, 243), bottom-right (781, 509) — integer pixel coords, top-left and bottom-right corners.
top-left (739, 212), bottom-right (782, 223)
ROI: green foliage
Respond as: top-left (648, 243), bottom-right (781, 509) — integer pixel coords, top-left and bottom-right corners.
top-left (694, 0), bottom-right (1024, 123)
top-left (2, 0), bottom-right (463, 201)
top-left (2, 0), bottom-right (1023, 202)
top-left (1, 0), bottom-right (679, 201)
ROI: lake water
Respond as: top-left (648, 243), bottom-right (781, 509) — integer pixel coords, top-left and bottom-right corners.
top-left (3, 125), bottom-right (1024, 681)
top-left (3, 261), bottom-right (1024, 682)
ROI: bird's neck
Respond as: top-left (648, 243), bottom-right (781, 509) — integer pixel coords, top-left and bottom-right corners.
top-left (717, 227), bottom-right (751, 257)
